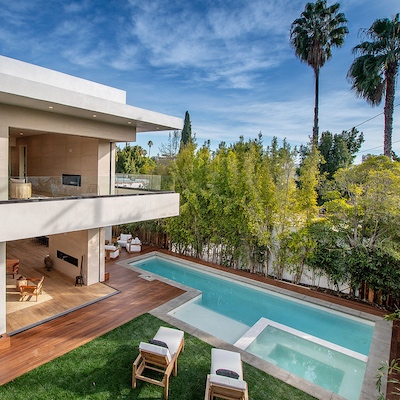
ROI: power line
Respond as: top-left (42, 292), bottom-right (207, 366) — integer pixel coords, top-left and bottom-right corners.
top-left (345, 103), bottom-right (400, 154)
top-left (350, 103), bottom-right (400, 130)
top-left (359, 139), bottom-right (400, 154)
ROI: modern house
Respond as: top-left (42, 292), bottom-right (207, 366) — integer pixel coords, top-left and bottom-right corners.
top-left (0, 56), bottom-right (182, 338)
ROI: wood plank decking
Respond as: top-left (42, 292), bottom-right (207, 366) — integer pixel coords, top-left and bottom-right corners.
top-left (1, 240), bottom-right (184, 386)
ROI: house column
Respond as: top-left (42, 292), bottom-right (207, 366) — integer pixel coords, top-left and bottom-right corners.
top-left (0, 126), bottom-right (9, 200)
top-left (0, 126), bottom-right (10, 341)
top-left (0, 242), bottom-right (7, 337)
top-left (87, 228), bottom-right (105, 285)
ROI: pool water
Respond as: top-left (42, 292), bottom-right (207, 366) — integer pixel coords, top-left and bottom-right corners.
top-left (130, 256), bottom-right (374, 400)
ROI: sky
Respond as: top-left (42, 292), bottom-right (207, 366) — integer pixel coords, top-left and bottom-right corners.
top-left (0, 0), bottom-right (399, 161)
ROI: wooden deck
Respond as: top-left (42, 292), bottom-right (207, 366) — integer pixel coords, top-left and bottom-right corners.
top-left (1, 240), bottom-right (184, 386)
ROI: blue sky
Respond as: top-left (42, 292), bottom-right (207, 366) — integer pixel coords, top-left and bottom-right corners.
top-left (0, 0), bottom-right (398, 161)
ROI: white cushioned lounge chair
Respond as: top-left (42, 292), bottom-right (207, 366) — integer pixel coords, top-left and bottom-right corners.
top-left (126, 236), bottom-right (141, 253)
top-left (132, 326), bottom-right (185, 400)
top-left (204, 348), bottom-right (249, 400)
top-left (104, 244), bottom-right (120, 259)
top-left (117, 233), bottom-right (132, 248)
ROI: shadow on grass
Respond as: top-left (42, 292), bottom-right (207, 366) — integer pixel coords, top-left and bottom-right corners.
top-left (0, 314), bottom-right (316, 400)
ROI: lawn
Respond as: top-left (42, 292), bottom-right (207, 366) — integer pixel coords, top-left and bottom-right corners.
top-left (0, 313), bottom-right (316, 399)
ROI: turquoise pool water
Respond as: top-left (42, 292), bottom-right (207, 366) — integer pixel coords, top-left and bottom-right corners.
top-left (130, 256), bottom-right (374, 399)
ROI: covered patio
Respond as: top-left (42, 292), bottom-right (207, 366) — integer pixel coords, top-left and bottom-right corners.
top-left (1, 239), bottom-right (184, 385)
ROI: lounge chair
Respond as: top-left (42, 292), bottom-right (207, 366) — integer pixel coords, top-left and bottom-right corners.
top-left (204, 348), bottom-right (249, 400)
top-left (126, 236), bottom-right (141, 253)
top-left (132, 326), bottom-right (185, 400)
top-left (19, 276), bottom-right (45, 302)
top-left (117, 233), bottom-right (132, 248)
top-left (104, 244), bottom-right (120, 259)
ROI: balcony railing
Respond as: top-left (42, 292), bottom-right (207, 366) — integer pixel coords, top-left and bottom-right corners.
top-left (4, 174), bottom-right (172, 201)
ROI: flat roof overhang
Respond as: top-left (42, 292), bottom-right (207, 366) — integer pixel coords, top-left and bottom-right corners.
top-left (0, 74), bottom-right (182, 133)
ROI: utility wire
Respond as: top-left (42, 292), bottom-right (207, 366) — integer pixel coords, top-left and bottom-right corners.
top-left (345, 103), bottom-right (400, 154)
top-left (350, 103), bottom-right (400, 129)
top-left (359, 139), bottom-right (400, 153)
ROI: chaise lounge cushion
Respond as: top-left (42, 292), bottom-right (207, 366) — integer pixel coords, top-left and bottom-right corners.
top-left (139, 342), bottom-right (172, 363)
top-left (211, 348), bottom-right (243, 379)
top-left (153, 326), bottom-right (184, 357)
top-left (209, 374), bottom-right (247, 390)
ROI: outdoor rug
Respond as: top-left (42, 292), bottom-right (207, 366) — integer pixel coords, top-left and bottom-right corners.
top-left (6, 281), bottom-right (53, 314)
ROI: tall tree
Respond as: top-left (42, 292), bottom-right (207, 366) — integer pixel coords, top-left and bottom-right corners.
top-left (115, 144), bottom-right (154, 174)
top-left (348, 14), bottom-right (400, 158)
top-left (180, 111), bottom-right (192, 150)
top-left (159, 130), bottom-right (180, 159)
top-left (290, 0), bottom-right (348, 144)
top-left (147, 140), bottom-right (153, 157)
top-left (318, 128), bottom-right (364, 179)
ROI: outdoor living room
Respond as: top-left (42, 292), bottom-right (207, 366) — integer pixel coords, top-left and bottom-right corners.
top-left (6, 239), bottom-right (117, 333)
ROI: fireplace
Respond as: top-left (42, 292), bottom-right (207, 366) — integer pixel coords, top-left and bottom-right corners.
top-left (62, 174), bottom-right (81, 187)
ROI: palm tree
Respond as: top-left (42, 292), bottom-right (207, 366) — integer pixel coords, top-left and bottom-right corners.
top-left (290, 0), bottom-right (348, 144)
top-left (148, 140), bottom-right (153, 157)
top-left (348, 14), bottom-right (400, 158)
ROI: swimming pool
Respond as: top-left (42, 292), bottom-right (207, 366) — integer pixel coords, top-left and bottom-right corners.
top-left (129, 255), bottom-right (376, 400)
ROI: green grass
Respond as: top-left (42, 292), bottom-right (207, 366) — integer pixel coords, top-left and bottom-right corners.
top-left (0, 314), bottom-right (316, 399)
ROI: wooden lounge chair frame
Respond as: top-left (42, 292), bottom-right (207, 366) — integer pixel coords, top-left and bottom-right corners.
top-left (19, 276), bottom-right (45, 302)
top-left (132, 327), bottom-right (184, 400)
top-left (204, 349), bottom-right (249, 400)
top-left (204, 376), bottom-right (249, 400)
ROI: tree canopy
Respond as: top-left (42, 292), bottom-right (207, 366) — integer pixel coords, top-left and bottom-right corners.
top-left (116, 144), bottom-right (155, 174)
top-left (180, 111), bottom-right (193, 150)
top-left (348, 13), bottom-right (400, 157)
top-left (290, 0), bottom-right (348, 144)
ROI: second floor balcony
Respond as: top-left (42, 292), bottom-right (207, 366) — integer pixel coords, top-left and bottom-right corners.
top-left (1, 174), bottom-right (179, 242)
top-left (6, 174), bottom-right (169, 200)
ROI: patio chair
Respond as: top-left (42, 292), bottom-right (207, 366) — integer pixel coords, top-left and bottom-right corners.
top-left (105, 244), bottom-right (120, 259)
top-left (126, 236), bottom-right (141, 253)
top-left (117, 233), bottom-right (132, 248)
top-left (132, 326), bottom-right (185, 400)
top-left (204, 348), bottom-right (249, 400)
top-left (19, 276), bottom-right (45, 302)
top-left (6, 259), bottom-right (19, 278)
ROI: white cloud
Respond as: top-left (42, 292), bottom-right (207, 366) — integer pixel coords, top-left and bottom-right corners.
top-left (124, 0), bottom-right (300, 89)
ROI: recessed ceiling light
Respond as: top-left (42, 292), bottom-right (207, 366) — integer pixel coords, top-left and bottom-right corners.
top-left (128, 121), bottom-right (131, 124)
top-left (20, 132), bottom-right (23, 135)
top-left (93, 114), bottom-right (97, 118)
top-left (48, 106), bottom-right (53, 109)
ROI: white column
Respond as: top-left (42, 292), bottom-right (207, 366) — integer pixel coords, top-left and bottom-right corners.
top-left (0, 125), bottom-right (9, 201)
top-left (87, 228), bottom-right (105, 285)
top-left (0, 242), bottom-right (6, 334)
top-left (0, 124), bottom-right (8, 334)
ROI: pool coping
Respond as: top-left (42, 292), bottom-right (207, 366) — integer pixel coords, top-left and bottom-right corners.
top-left (121, 251), bottom-right (392, 400)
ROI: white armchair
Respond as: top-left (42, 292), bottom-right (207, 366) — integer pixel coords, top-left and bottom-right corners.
top-left (127, 237), bottom-right (142, 253)
top-left (117, 233), bottom-right (132, 248)
top-left (105, 244), bottom-right (120, 259)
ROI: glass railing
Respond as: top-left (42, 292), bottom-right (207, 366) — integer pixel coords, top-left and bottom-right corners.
top-left (3, 174), bottom-right (173, 201)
